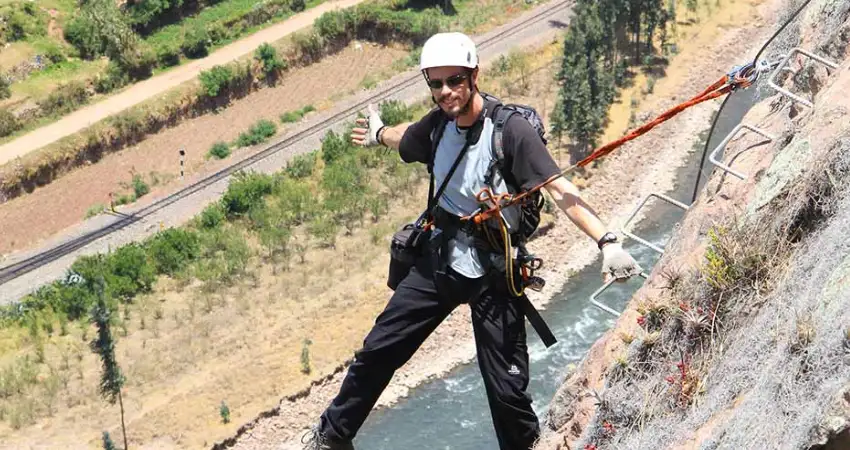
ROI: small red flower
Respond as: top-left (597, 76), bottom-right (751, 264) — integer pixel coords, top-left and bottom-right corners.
top-left (637, 315), bottom-right (646, 326)
top-left (603, 421), bottom-right (615, 433)
top-left (697, 306), bottom-right (705, 315)
top-left (584, 445), bottom-right (597, 450)
top-left (678, 302), bottom-right (690, 312)
top-left (665, 375), bottom-right (676, 384)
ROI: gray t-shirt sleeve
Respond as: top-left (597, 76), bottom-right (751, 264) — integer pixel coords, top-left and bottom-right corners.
top-left (501, 114), bottom-right (562, 191)
top-left (398, 107), bottom-right (444, 164)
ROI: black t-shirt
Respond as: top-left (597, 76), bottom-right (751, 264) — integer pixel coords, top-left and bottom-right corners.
top-left (399, 98), bottom-right (562, 193)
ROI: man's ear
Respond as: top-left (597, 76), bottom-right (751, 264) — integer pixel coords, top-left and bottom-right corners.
top-left (470, 67), bottom-right (479, 91)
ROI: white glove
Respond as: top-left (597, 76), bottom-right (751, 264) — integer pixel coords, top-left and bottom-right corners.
top-left (352, 103), bottom-right (385, 146)
top-left (601, 242), bottom-right (643, 282)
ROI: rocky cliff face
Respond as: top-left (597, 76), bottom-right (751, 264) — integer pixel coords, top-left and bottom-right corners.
top-left (534, 1), bottom-right (850, 449)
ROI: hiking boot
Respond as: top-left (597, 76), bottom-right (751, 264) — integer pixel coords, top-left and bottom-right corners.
top-left (300, 425), bottom-right (355, 450)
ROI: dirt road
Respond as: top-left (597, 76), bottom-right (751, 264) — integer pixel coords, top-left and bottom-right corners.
top-left (0, 0), bottom-right (364, 167)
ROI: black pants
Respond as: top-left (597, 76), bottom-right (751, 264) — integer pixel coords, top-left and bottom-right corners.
top-left (319, 257), bottom-right (540, 450)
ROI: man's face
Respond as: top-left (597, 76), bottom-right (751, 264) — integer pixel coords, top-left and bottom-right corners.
top-left (426, 66), bottom-right (476, 117)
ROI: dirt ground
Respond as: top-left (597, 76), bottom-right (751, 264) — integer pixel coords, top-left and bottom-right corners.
top-left (0, 42), bottom-right (408, 256)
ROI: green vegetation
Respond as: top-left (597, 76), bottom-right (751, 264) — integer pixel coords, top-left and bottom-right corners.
top-left (0, 100), bottom-right (425, 339)
top-left (219, 401), bottom-right (231, 424)
top-left (280, 104), bottom-right (316, 123)
top-left (0, 2), bottom-right (47, 45)
top-left (235, 119), bottom-right (278, 147)
top-left (208, 141), bottom-right (232, 159)
top-left (551, 0), bottom-right (671, 160)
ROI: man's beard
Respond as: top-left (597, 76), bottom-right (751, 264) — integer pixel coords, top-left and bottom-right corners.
top-left (437, 91), bottom-right (473, 117)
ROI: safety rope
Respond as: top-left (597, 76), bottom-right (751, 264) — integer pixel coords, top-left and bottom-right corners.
top-left (463, 59), bottom-right (775, 226)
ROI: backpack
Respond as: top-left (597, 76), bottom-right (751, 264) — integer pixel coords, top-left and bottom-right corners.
top-left (482, 92), bottom-right (548, 243)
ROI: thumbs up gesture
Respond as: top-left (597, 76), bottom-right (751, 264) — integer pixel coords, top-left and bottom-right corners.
top-left (351, 104), bottom-right (384, 147)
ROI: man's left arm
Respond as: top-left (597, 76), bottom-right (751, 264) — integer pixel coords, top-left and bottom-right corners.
top-left (502, 116), bottom-right (642, 281)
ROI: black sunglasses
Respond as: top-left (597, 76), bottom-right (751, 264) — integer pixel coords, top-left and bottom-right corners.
top-left (427, 72), bottom-right (468, 90)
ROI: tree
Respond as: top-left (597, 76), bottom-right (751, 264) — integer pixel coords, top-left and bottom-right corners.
top-left (556, 2), bottom-right (615, 161)
top-left (102, 431), bottom-right (117, 450)
top-left (90, 275), bottom-right (129, 450)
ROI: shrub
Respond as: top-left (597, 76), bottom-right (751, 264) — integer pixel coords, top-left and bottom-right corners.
top-left (307, 214), bottom-right (339, 248)
top-left (290, 0), bottom-right (306, 12)
top-left (155, 42), bottom-right (181, 67)
top-left (105, 243), bottom-right (156, 301)
top-left (315, 9), bottom-right (355, 46)
top-left (41, 42), bottom-right (66, 64)
top-left (4, 4), bottom-right (46, 42)
top-left (321, 129), bottom-right (352, 165)
top-left (379, 99), bottom-right (414, 126)
top-left (0, 76), bottom-right (9, 100)
top-left (199, 202), bottom-right (227, 229)
top-left (254, 43), bottom-right (286, 76)
top-left (94, 63), bottom-right (130, 94)
top-left (132, 174), bottom-right (150, 199)
top-left (0, 109), bottom-right (20, 137)
top-left (110, 111), bottom-right (146, 143)
top-left (146, 228), bottom-right (201, 276)
top-left (182, 25), bottom-right (211, 58)
top-left (221, 171), bottom-right (274, 217)
top-left (322, 155), bottom-right (367, 231)
top-left (207, 22), bottom-right (229, 45)
top-left (280, 105), bottom-right (315, 123)
top-left (117, 42), bottom-right (157, 80)
top-left (291, 31), bottom-right (324, 64)
top-left (38, 81), bottom-right (89, 116)
top-left (284, 151), bottom-right (317, 179)
top-left (276, 178), bottom-right (316, 224)
top-left (236, 119), bottom-right (277, 147)
top-left (64, 15), bottom-right (104, 59)
top-left (219, 401), bottom-right (231, 424)
top-left (280, 111), bottom-right (300, 123)
top-left (208, 141), bottom-right (231, 159)
top-left (199, 65), bottom-right (234, 98)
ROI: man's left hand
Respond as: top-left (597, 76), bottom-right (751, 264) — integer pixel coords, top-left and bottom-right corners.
top-left (601, 242), bottom-right (642, 282)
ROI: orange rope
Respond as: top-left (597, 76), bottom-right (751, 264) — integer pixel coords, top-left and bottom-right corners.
top-left (465, 69), bottom-right (756, 225)
top-left (576, 75), bottom-right (733, 167)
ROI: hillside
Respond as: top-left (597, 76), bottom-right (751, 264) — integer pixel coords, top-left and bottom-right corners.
top-left (534, 0), bottom-right (850, 448)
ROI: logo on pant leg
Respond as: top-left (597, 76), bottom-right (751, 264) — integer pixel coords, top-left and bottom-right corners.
top-left (508, 364), bottom-right (521, 375)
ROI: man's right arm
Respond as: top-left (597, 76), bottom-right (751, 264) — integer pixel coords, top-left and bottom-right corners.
top-left (351, 104), bottom-right (441, 164)
top-left (377, 123), bottom-right (413, 151)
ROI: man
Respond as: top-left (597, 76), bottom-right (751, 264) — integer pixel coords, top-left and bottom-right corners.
top-left (302, 32), bottom-right (641, 450)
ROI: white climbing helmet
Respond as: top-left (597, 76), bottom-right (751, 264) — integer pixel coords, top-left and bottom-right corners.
top-left (419, 32), bottom-right (479, 71)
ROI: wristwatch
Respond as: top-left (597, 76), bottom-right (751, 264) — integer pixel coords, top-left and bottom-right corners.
top-left (597, 232), bottom-right (618, 250)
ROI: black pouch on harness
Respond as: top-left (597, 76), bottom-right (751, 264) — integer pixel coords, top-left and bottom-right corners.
top-left (387, 221), bottom-right (429, 290)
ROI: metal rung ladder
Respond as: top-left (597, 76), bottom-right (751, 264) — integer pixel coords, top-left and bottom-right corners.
top-left (590, 272), bottom-right (649, 317)
top-left (709, 124), bottom-right (777, 180)
top-left (767, 47), bottom-right (840, 108)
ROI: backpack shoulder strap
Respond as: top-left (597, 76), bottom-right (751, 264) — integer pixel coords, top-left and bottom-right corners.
top-left (428, 112), bottom-right (450, 173)
top-left (426, 111), bottom-right (450, 204)
top-left (491, 105), bottom-right (517, 166)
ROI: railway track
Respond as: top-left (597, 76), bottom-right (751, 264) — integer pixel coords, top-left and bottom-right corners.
top-left (0, 0), bottom-right (573, 290)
